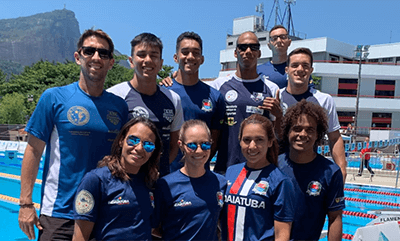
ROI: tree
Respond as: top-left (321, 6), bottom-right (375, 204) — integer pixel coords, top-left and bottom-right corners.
top-left (0, 92), bottom-right (27, 124)
top-left (311, 75), bottom-right (322, 90)
top-left (157, 65), bottom-right (174, 83)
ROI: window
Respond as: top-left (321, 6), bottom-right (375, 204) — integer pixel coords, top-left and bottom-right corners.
top-left (338, 78), bottom-right (358, 97)
top-left (375, 80), bottom-right (395, 98)
top-left (258, 37), bottom-right (267, 42)
top-left (382, 57), bottom-right (393, 63)
top-left (371, 112), bottom-right (392, 129)
top-left (329, 54), bottom-right (339, 62)
top-left (337, 111), bottom-right (355, 128)
top-left (369, 59), bottom-right (379, 63)
top-left (228, 42), bottom-right (233, 46)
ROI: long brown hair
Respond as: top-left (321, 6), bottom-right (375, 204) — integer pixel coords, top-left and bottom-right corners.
top-left (238, 114), bottom-right (279, 166)
top-left (98, 117), bottom-right (162, 188)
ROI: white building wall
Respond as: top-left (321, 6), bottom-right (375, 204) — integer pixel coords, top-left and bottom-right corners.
top-left (320, 76), bottom-right (338, 95)
top-left (392, 113), bottom-right (400, 129)
top-left (360, 78), bottom-right (375, 97)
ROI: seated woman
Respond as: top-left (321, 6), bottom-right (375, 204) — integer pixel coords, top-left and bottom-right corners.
top-left (222, 114), bottom-right (295, 241)
top-left (72, 117), bottom-right (162, 241)
top-left (153, 119), bottom-right (227, 241)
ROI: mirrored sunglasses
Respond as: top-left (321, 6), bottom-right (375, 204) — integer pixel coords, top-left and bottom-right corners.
top-left (126, 135), bottom-right (155, 153)
top-left (184, 141), bottom-right (212, 151)
top-left (80, 46), bottom-right (112, 59)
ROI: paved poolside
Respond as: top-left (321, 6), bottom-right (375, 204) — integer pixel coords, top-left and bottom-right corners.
top-left (346, 167), bottom-right (400, 188)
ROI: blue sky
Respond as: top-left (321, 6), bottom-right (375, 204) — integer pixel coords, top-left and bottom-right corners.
top-left (2, 0), bottom-right (400, 78)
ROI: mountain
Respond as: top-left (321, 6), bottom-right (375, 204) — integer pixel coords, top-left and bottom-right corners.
top-left (0, 9), bottom-right (81, 66)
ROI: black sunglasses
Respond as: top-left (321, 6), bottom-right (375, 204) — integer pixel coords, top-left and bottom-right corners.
top-left (236, 43), bottom-right (260, 52)
top-left (79, 46), bottom-right (112, 59)
top-left (183, 141), bottom-right (212, 152)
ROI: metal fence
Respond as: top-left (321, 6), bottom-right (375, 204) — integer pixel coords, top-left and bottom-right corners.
top-left (346, 152), bottom-right (400, 187)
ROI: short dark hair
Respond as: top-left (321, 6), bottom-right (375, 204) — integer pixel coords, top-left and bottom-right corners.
top-left (77, 29), bottom-right (114, 58)
top-left (97, 117), bottom-right (162, 188)
top-left (176, 31), bottom-right (203, 54)
top-left (282, 99), bottom-right (328, 149)
top-left (287, 47), bottom-right (314, 66)
top-left (130, 33), bottom-right (163, 58)
top-left (269, 25), bottom-right (288, 37)
top-left (238, 114), bottom-right (279, 166)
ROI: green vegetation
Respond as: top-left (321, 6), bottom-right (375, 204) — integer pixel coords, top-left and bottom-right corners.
top-left (0, 58), bottom-right (173, 124)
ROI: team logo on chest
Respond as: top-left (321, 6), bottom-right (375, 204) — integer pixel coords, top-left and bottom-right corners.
top-left (107, 111), bottom-right (120, 125)
top-left (131, 106), bottom-right (149, 118)
top-left (201, 99), bottom-right (213, 112)
top-left (251, 92), bottom-right (265, 102)
top-left (216, 192), bottom-right (224, 207)
top-left (149, 192), bottom-right (155, 208)
top-left (307, 181), bottom-right (322, 196)
top-left (75, 189), bottom-right (94, 214)
top-left (163, 109), bottom-right (174, 122)
top-left (225, 90), bottom-right (238, 102)
top-left (253, 180), bottom-right (269, 196)
top-left (68, 106), bottom-right (90, 126)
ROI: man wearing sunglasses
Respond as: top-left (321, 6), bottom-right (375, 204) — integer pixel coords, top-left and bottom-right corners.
top-left (19, 29), bottom-right (129, 240)
top-left (257, 25), bottom-right (292, 89)
top-left (210, 31), bottom-right (282, 174)
top-left (108, 33), bottom-right (183, 177)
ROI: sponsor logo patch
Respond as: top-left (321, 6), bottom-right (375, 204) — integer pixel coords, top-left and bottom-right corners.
top-left (108, 196), bottom-right (130, 205)
top-left (246, 106), bottom-right (264, 115)
top-left (68, 106), bottom-right (90, 126)
top-left (75, 190), bottom-right (94, 215)
top-left (335, 197), bottom-right (345, 203)
top-left (227, 117), bottom-right (237, 126)
top-left (225, 90), bottom-right (238, 102)
top-left (306, 181), bottom-right (322, 196)
top-left (174, 199), bottom-right (192, 207)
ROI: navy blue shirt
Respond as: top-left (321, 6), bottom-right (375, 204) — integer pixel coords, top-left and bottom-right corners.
top-left (73, 166), bottom-right (154, 240)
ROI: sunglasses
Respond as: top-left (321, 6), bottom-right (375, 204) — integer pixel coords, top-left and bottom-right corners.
top-left (236, 43), bottom-right (260, 52)
top-left (126, 135), bottom-right (155, 153)
top-left (79, 46), bottom-right (112, 59)
top-left (183, 141), bottom-right (212, 152)
top-left (269, 34), bottom-right (289, 42)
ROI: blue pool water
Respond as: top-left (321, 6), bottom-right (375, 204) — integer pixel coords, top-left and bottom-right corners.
top-left (1, 151), bottom-right (399, 240)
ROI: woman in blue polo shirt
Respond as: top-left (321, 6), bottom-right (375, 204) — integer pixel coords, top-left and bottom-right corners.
top-left (153, 119), bottom-right (227, 241)
top-left (73, 117), bottom-right (162, 241)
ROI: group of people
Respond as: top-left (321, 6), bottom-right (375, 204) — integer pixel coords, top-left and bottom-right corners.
top-left (18, 25), bottom-right (346, 241)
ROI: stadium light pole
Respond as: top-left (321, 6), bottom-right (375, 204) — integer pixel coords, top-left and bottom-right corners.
top-left (353, 45), bottom-right (370, 143)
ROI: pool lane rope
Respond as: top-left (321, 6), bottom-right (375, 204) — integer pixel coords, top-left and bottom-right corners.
top-left (342, 210), bottom-right (378, 219)
top-left (0, 172), bottom-right (42, 184)
top-left (345, 196), bottom-right (400, 207)
top-left (345, 187), bottom-right (400, 197)
top-left (0, 194), bottom-right (40, 209)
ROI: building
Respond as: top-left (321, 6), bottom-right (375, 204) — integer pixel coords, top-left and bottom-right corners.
top-left (218, 16), bottom-right (400, 136)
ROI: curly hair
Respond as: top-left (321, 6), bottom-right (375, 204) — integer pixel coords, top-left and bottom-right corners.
top-left (238, 114), bottom-right (279, 166)
top-left (97, 117), bottom-right (162, 188)
top-left (282, 99), bottom-right (328, 149)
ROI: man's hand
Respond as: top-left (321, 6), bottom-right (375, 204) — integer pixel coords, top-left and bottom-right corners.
top-left (259, 89), bottom-right (282, 119)
top-left (18, 206), bottom-right (42, 240)
top-left (158, 71), bottom-right (177, 87)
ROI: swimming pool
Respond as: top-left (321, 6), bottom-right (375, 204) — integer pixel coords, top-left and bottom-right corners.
top-left (1, 152), bottom-right (400, 240)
